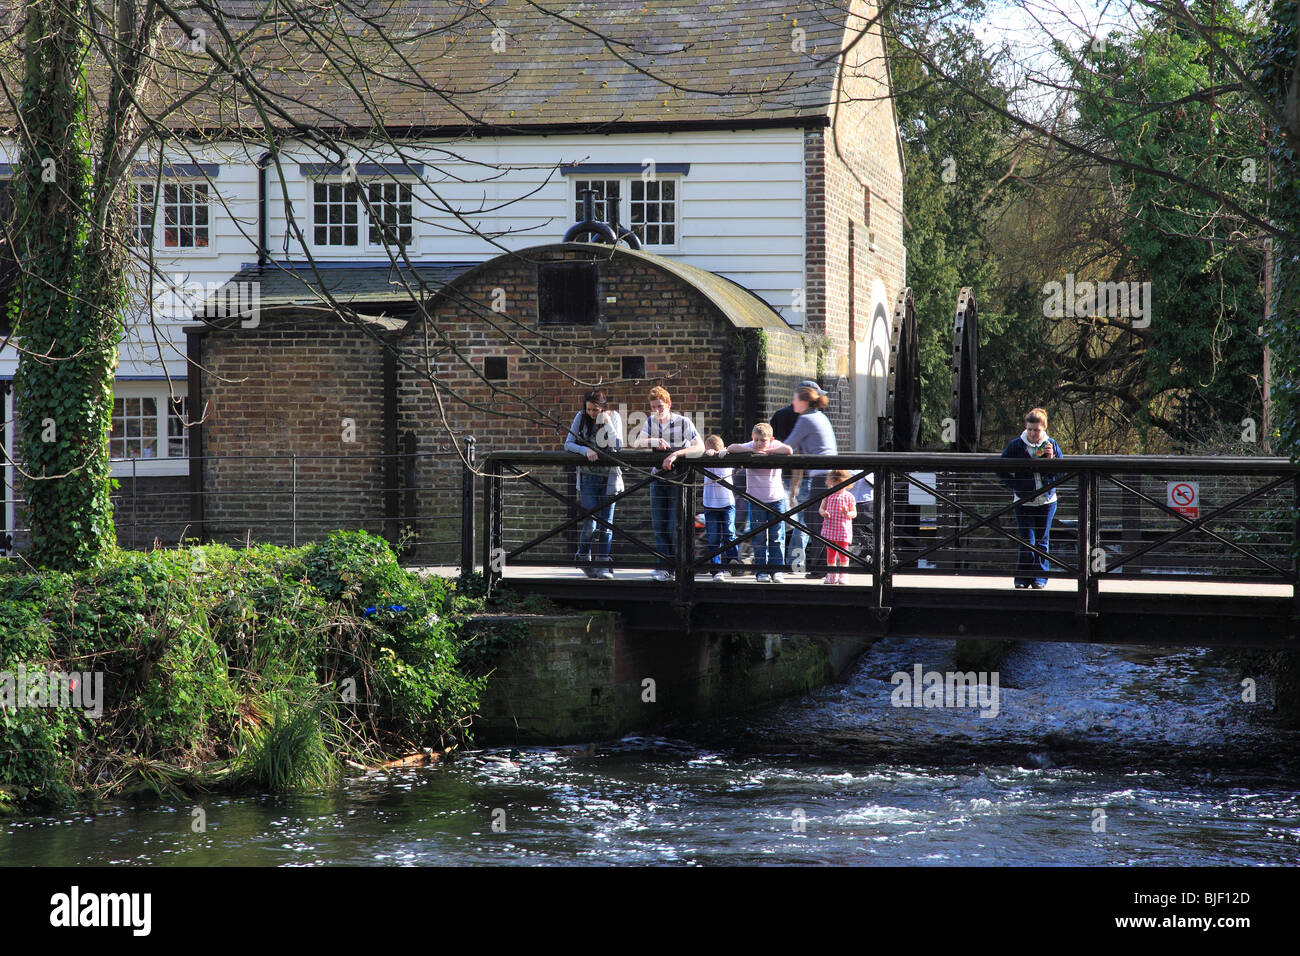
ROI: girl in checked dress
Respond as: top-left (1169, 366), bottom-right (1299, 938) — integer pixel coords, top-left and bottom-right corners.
top-left (818, 469), bottom-right (857, 584)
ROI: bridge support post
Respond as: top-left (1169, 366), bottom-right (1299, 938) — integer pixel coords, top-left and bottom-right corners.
top-left (1077, 469), bottom-right (1099, 617)
top-left (675, 465), bottom-right (695, 619)
top-left (460, 436), bottom-right (476, 579)
top-left (482, 456), bottom-right (502, 595)
top-left (872, 467), bottom-right (893, 612)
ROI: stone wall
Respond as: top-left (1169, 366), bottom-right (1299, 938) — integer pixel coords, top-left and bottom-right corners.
top-left (472, 610), bottom-right (871, 743)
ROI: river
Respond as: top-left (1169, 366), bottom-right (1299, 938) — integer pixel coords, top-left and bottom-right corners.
top-left (2, 638), bottom-right (1298, 865)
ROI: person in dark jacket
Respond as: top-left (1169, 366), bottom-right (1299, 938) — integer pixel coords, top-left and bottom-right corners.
top-left (998, 407), bottom-right (1064, 589)
top-left (563, 389), bottom-right (624, 579)
top-left (770, 381), bottom-right (819, 444)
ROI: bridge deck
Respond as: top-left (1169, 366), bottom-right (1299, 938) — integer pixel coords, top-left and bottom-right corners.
top-left (426, 565), bottom-right (1292, 598)
top-left (423, 566), bottom-right (1298, 648)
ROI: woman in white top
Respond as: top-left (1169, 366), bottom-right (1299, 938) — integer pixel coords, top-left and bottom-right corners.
top-left (722, 423), bottom-right (793, 582)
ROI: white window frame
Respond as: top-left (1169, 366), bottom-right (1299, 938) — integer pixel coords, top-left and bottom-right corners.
top-left (108, 382), bottom-right (190, 478)
top-left (130, 182), bottom-right (156, 248)
top-left (571, 175), bottom-right (681, 250)
top-left (307, 173), bottom-right (420, 254)
top-left (131, 176), bottom-right (217, 257)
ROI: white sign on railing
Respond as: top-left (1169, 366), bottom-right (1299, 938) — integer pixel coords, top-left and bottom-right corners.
top-left (1166, 481), bottom-right (1199, 519)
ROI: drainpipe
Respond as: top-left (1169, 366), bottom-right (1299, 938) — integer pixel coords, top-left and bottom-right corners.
top-left (256, 149), bottom-right (274, 272)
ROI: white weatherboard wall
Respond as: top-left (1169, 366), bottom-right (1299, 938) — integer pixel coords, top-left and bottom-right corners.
top-left (1, 127), bottom-right (807, 384)
top-left (263, 128), bottom-right (807, 318)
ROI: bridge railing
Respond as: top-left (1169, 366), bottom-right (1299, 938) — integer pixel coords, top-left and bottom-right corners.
top-left (475, 450), bottom-right (1300, 615)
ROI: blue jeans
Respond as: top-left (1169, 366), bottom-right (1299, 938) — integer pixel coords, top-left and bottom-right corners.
top-left (649, 477), bottom-right (678, 564)
top-left (576, 472), bottom-right (616, 563)
top-left (752, 498), bottom-right (787, 571)
top-left (784, 473), bottom-right (812, 568)
top-left (1013, 500), bottom-right (1057, 586)
top-left (704, 506), bottom-right (739, 566)
top-left (733, 473), bottom-right (749, 546)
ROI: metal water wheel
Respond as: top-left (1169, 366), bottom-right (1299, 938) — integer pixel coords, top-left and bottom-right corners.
top-left (884, 286), bottom-right (922, 451)
top-left (949, 287), bottom-right (982, 452)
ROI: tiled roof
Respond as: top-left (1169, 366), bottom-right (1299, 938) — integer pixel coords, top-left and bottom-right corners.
top-left (2, 1), bottom-right (853, 133)
top-left (197, 261), bottom-right (476, 325)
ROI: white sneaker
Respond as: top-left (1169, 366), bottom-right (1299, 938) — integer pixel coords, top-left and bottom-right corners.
top-left (755, 573), bottom-right (771, 583)
top-left (712, 572), bottom-right (727, 582)
top-left (771, 572), bottom-right (786, 583)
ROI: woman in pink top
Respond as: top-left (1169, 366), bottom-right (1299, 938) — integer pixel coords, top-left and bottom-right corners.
top-left (818, 469), bottom-right (857, 584)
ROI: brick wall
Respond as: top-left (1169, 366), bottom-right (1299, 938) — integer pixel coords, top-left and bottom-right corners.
top-left (758, 328), bottom-right (853, 452)
top-left (823, 0), bottom-right (907, 327)
top-left (193, 316), bottom-right (392, 547)
top-left (112, 475), bottom-right (195, 549)
top-left (804, 0), bottom-right (907, 452)
top-left (396, 246), bottom-right (763, 565)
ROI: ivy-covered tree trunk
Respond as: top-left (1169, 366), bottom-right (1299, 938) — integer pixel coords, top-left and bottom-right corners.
top-left (12, 0), bottom-right (122, 569)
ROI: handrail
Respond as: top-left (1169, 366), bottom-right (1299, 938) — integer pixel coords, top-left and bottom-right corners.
top-left (480, 450), bottom-right (1300, 474)
top-left (474, 449), bottom-right (1300, 619)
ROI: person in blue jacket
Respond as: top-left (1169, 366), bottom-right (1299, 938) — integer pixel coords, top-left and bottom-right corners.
top-left (998, 407), bottom-right (1063, 589)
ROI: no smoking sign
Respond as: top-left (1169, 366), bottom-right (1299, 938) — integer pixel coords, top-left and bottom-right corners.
top-left (1167, 481), bottom-right (1199, 518)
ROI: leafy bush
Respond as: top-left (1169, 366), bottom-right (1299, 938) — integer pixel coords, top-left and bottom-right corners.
top-left (0, 531), bottom-right (485, 809)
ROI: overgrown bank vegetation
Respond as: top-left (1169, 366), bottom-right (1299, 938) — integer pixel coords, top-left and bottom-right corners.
top-left (0, 532), bottom-right (499, 812)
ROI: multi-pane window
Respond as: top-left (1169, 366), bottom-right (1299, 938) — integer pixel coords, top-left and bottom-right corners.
top-left (630, 179), bottom-right (675, 245)
top-left (573, 180), bottom-right (621, 223)
top-left (312, 179), bottom-right (415, 248)
top-left (313, 182), bottom-right (360, 246)
top-left (167, 397), bottom-right (188, 458)
top-left (572, 177), bottom-right (678, 247)
top-left (366, 182), bottom-right (413, 247)
top-left (161, 183), bottom-right (209, 248)
top-left (131, 183), bottom-right (155, 246)
top-left (111, 397), bottom-right (157, 459)
top-left (110, 395), bottom-right (187, 460)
